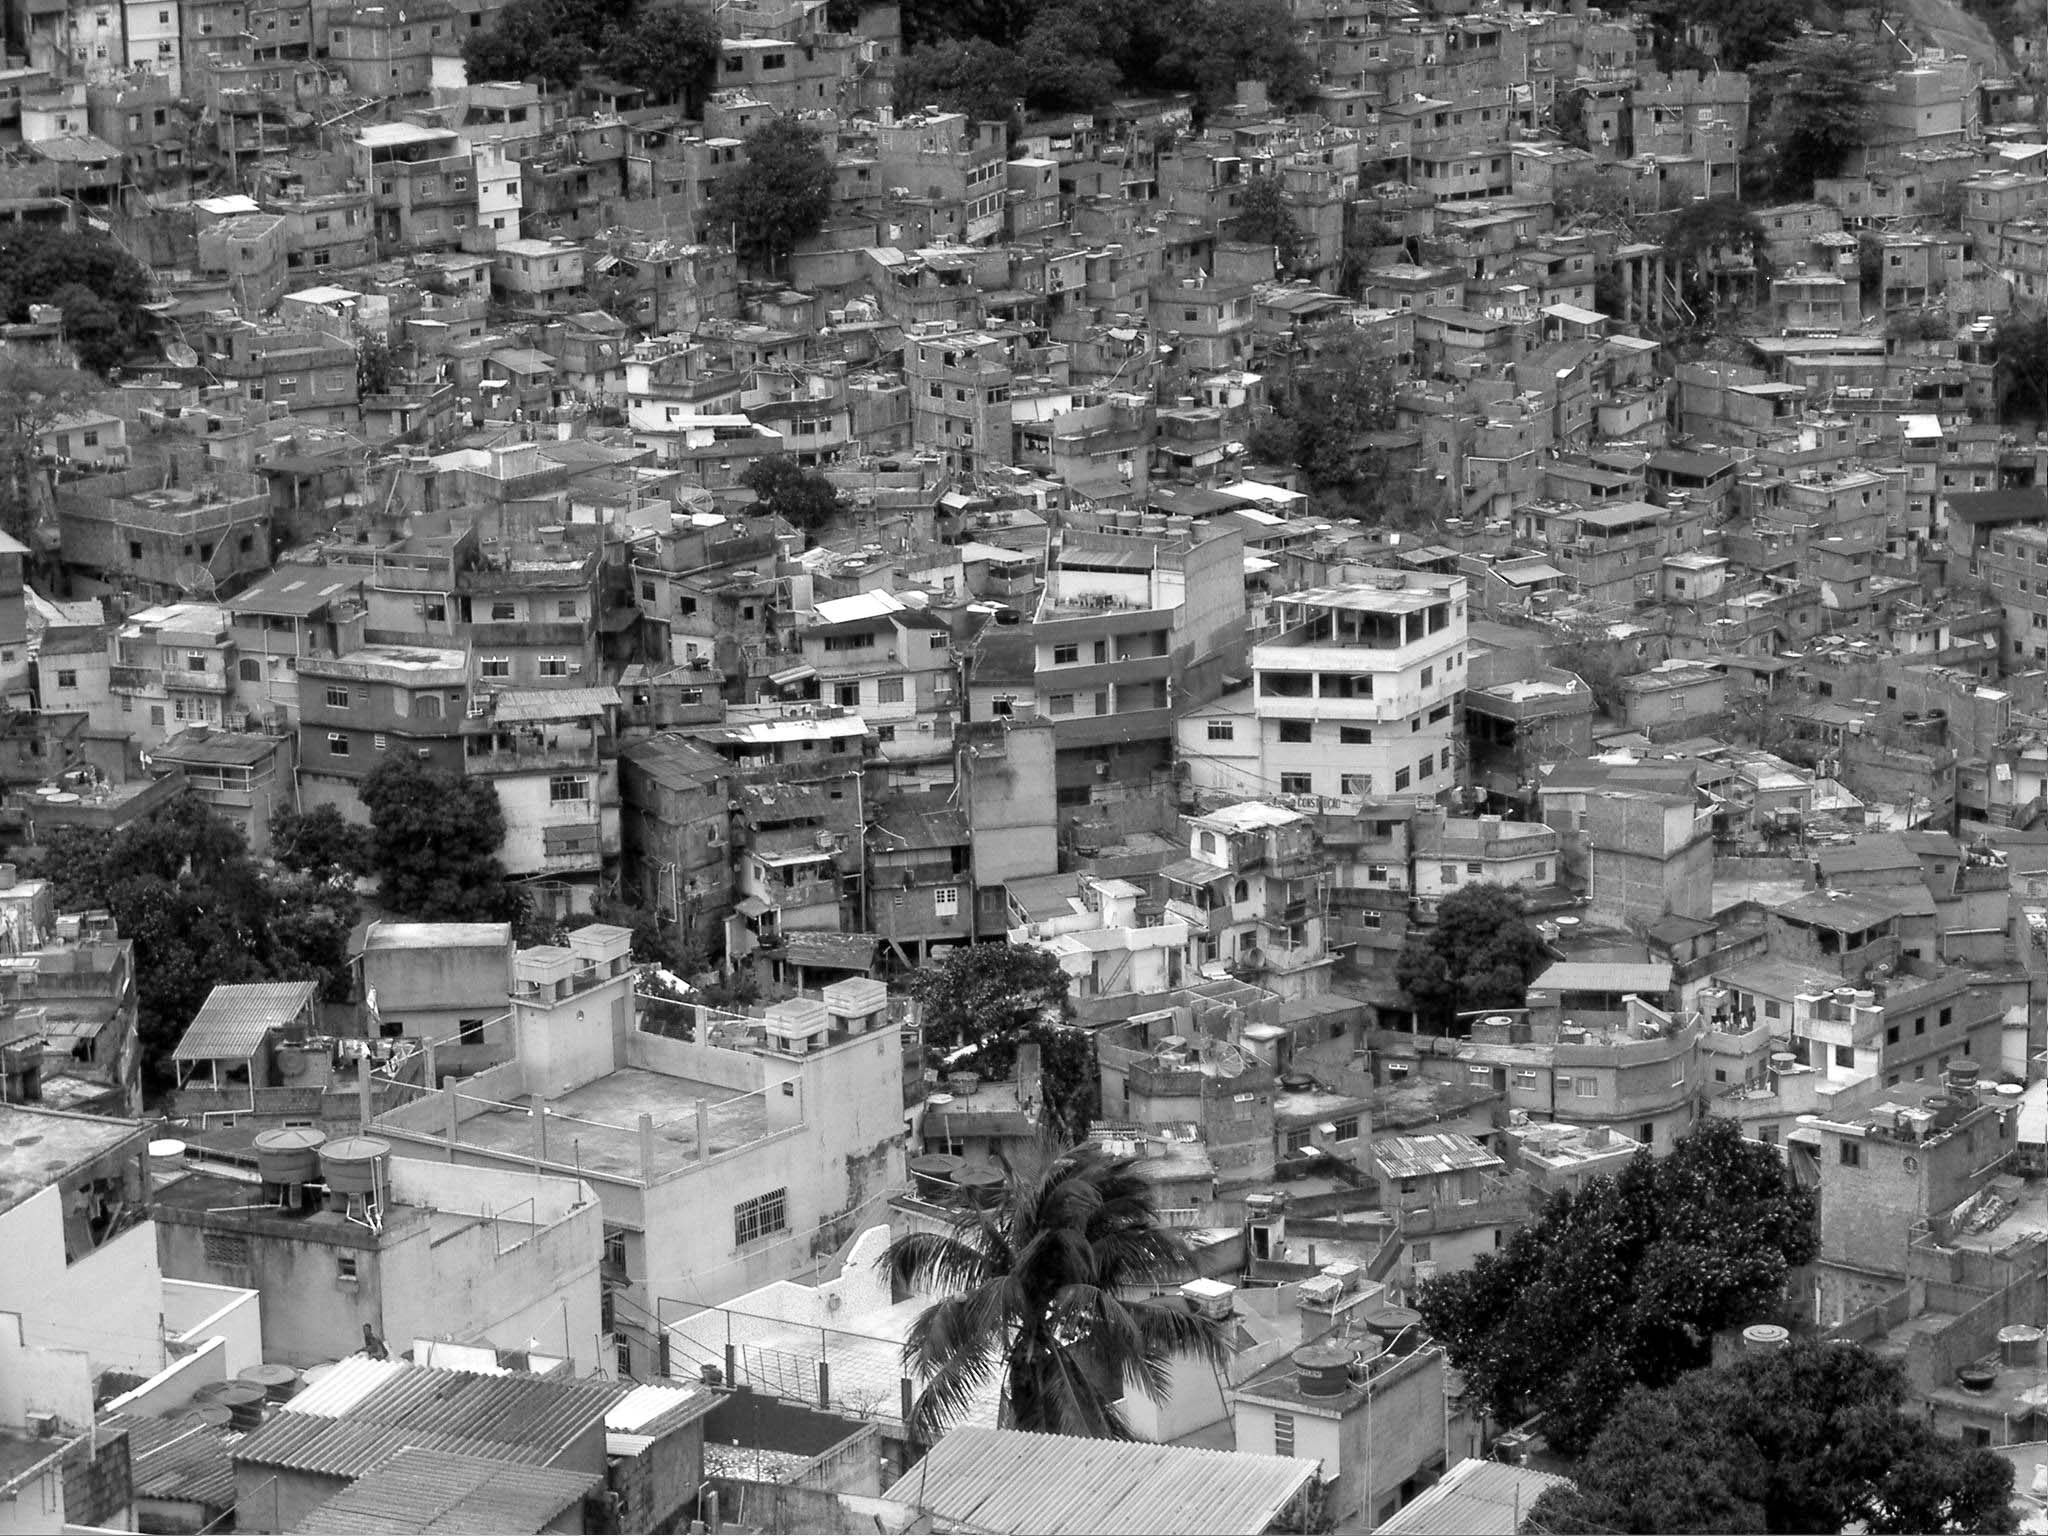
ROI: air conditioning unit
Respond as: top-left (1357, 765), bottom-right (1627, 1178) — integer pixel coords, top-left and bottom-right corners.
top-left (415, 747), bottom-right (432, 759)
top-left (567, 661), bottom-right (583, 674)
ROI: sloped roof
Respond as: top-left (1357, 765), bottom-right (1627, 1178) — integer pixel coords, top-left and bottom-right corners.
top-left (171, 980), bottom-right (317, 1062)
top-left (294, 1448), bottom-right (599, 1533)
top-left (886, 1427), bottom-right (1319, 1535)
top-left (104, 1414), bottom-right (235, 1510)
top-left (1373, 1457), bottom-right (1571, 1535)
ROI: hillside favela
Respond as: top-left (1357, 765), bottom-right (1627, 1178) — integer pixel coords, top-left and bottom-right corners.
top-left (19, 0), bottom-right (2048, 1531)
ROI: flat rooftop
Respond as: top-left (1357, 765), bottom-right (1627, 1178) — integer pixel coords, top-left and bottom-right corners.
top-left (0, 1102), bottom-right (141, 1214)
top-left (452, 1068), bottom-right (770, 1178)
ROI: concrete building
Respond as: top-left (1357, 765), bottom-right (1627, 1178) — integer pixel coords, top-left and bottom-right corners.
top-left (351, 921), bottom-right (514, 1048)
top-left (367, 979), bottom-right (908, 1379)
top-left (1186, 572), bottom-right (1466, 812)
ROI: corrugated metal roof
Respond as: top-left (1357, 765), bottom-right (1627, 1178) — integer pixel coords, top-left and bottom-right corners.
top-left (171, 980), bottom-right (317, 1061)
top-left (491, 686), bottom-right (622, 722)
top-left (287, 1357), bottom-right (409, 1417)
top-left (239, 1364), bottom-right (627, 1478)
top-left (884, 1427), bottom-right (1319, 1535)
top-left (294, 1448), bottom-right (598, 1533)
top-left (607, 1382), bottom-right (714, 1434)
top-left (1373, 1131), bottom-right (1504, 1182)
top-left (1371, 1457), bottom-right (1570, 1535)
top-left (104, 1414), bottom-right (235, 1509)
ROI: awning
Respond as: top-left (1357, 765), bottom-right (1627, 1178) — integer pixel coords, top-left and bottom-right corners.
top-left (735, 895), bottom-right (772, 919)
top-left (1161, 857), bottom-right (1235, 888)
top-left (491, 686), bottom-right (622, 722)
top-left (769, 663), bottom-right (816, 687)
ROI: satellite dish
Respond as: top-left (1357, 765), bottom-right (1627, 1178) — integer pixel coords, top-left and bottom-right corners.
top-left (174, 562), bottom-right (217, 599)
top-left (166, 341), bottom-right (198, 369)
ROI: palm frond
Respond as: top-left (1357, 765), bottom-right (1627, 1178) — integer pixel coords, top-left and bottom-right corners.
top-left (884, 1228), bottom-right (998, 1295)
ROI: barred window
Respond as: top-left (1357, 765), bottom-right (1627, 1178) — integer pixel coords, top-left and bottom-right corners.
top-left (734, 1188), bottom-right (787, 1247)
top-left (204, 1231), bottom-right (250, 1269)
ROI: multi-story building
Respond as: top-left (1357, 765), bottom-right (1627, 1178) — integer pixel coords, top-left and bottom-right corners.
top-left (353, 120), bottom-right (475, 253)
top-left (56, 458), bottom-right (271, 604)
top-left (104, 601), bottom-right (234, 746)
top-left (617, 734), bottom-right (734, 962)
top-left (224, 561), bottom-right (368, 730)
top-left (294, 643), bottom-right (468, 817)
top-left (1183, 571), bottom-right (1466, 812)
top-left (904, 323), bottom-right (1013, 473)
top-left (1164, 801), bottom-right (1331, 997)
top-left (463, 687), bottom-right (619, 914)
top-left (794, 589), bottom-right (955, 777)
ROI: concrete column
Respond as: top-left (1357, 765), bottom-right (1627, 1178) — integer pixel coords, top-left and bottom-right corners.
top-left (640, 1112), bottom-right (656, 1183)
top-left (445, 1081), bottom-right (460, 1157)
top-left (695, 1098), bottom-right (709, 1161)
top-left (532, 1095), bottom-right (548, 1166)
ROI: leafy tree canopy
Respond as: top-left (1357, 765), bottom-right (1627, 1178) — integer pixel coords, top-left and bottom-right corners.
top-left (359, 758), bottom-right (518, 923)
top-left (1392, 881), bottom-right (1549, 1029)
top-left (884, 1146), bottom-right (1227, 1441)
top-left (1246, 329), bottom-right (1406, 512)
top-left (0, 227), bottom-right (152, 375)
top-left (460, 0), bottom-right (627, 90)
top-left (1997, 311), bottom-right (2048, 424)
top-left (1754, 35), bottom-right (1886, 200)
top-left (907, 943), bottom-right (1095, 1141)
top-left (1231, 174), bottom-right (1307, 274)
top-left (740, 455), bottom-right (843, 533)
top-left (895, 37), bottom-right (1031, 123)
top-left (1417, 1116), bottom-right (1819, 1456)
top-left (32, 793), bottom-right (358, 1084)
top-left (1527, 1340), bottom-right (2016, 1534)
top-left (1640, 0), bottom-right (1798, 71)
top-left (706, 118), bottom-right (835, 274)
top-left (269, 804), bottom-right (373, 879)
top-left (598, 4), bottom-right (722, 109)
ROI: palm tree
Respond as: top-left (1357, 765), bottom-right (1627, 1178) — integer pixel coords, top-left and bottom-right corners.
top-left (884, 1145), bottom-right (1230, 1443)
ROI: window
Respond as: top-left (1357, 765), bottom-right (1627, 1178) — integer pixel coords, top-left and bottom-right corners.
top-left (550, 775), bottom-right (589, 803)
top-left (459, 1017), bottom-right (485, 1045)
top-left (1341, 774), bottom-right (1371, 796)
top-left (1394, 767), bottom-right (1411, 791)
top-left (1049, 693), bottom-right (1074, 715)
top-left (1332, 1116), bottom-right (1359, 1141)
top-left (327, 733), bottom-right (350, 755)
top-left (325, 685), bottom-right (351, 708)
top-left (1273, 1413), bottom-right (1295, 1457)
top-left (480, 657), bottom-right (510, 679)
top-left (373, 734), bottom-right (388, 751)
top-left (54, 669), bottom-right (75, 688)
top-left (1834, 1044), bottom-right (1855, 1068)
top-left (1574, 1076), bottom-right (1598, 1097)
top-left (1940, 1006), bottom-right (1953, 1027)
top-left (336, 1253), bottom-right (358, 1282)
top-left (1279, 721), bottom-right (1312, 743)
top-left (203, 1231), bottom-right (250, 1268)
top-left (539, 656), bottom-right (569, 677)
top-left (1839, 1141), bottom-right (1862, 1166)
top-left (1207, 720), bottom-right (1234, 741)
top-left (876, 677), bottom-right (904, 705)
top-left (734, 1188), bottom-right (787, 1246)
top-left (1513, 1069), bottom-right (1540, 1091)
top-left (1279, 773), bottom-right (1313, 795)
top-left (934, 886), bottom-right (959, 916)
top-left (491, 600), bottom-right (516, 621)
top-left (1340, 726), bottom-right (1372, 745)
top-left (557, 598), bottom-right (578, 619)
top-left (1052, 643), bottom-right (1079, 664)
top-left (128, 540), bottom-right (142, 561)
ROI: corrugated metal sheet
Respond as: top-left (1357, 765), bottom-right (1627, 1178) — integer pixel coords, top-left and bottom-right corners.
top-left (1370, 1458), bottom-right (1570, 1535)
top-left (884, 1427), bottom-right (1319, 1535)
top-left (236, 1364), bottom-right (626, 1479)
top-left (286, 1358), bottom-right (408, 1418)
top-left (171, 980), bottom-right (317, 1061)
top-left (607, 1382), bottom-right (714, 1434)
top-left (294, 1448), bottom-right (598, 1533)
top-left (105, 1415), bottom-right (235, 1509)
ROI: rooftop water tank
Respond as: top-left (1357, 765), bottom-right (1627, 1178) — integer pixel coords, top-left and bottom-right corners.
top-left (320, 1136), bottom-right (392, 1199)
top-left (253, 1126), bottom-right (326, 1189)
top-left (1292, 1343), bottom-right (1353, 1397)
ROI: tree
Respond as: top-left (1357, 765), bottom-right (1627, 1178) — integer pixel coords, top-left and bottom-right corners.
top-left (1756, 36), bottom-right (1885, 199)
top-left (706, 118), bottom-right (835, 275)
top-left (908, 943), bottom-right (1097, 1141)
top-left (1231, 174), bottom-right (1307, 275)
top-left (0, 227), bottom-right (151, 376)
top-left (359, 758), bottom-right (516, 922)
top-left (1253, 330), bottom-right (1404, 508)
top-left (599, 5), bottom-right (722, 110)
top-left (895, 38), bottom-right (1030, 123)
top-left (1417, 1117), bottom-right (1818, 1456)
top-left (459, 0), bottom-right (632, 90)
top-left (269, 804), bottom-right (373, 879)
top-left (0, 354), bottom-right (97, 548)
top-left (1016, 7), bottom-right (1123, 112)
top-left (1639, 0), bottom-right (1797, 71)
top-left (1659, 196), bottom-right (1769, 318)
top-left (1997, 311), bottom-right (2048, 423)
top-left (884, 1145), bottom-right (1228, 1441)
top-left (740, 455), bottom-right (844, 532)
top-left (1392, 882), bottom-right (1549, 1030)
top-left (1527, 1340), bottom-right (2016, 1534)
top-left (1155, 0), bottom-right (1313, 114)
top-left (30, 793), bottom-right (359, 1084)
top-left (355, 330), bottom-right (395, 397)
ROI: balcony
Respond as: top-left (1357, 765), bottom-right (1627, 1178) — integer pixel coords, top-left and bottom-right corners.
top-left (1164, 897), bottom-right (1230, 936)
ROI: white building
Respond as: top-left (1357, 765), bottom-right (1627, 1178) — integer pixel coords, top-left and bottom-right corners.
top-left (121, 0), bottom-right (180, 87)
top-left (1180, 571), bottom-right (1468, 812)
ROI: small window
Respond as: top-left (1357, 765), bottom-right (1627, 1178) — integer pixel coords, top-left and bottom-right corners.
top-left (325, 685), bottom-right (351, 708)
top-left (1207, 720), bottom-right (1234, 741)
top-left (734, 1188), bottom-right (788, 1246)
top-left (549, 775), bottom-right (589, 803)
top-left (54, 669), bottom-right (75, 688)
top-left (336, 1253), bottom-right (358, 1282)
top-left (327, 733), bottom-right (350, 755)
top-left (1840, 1141), bottom-right (1862, 1167)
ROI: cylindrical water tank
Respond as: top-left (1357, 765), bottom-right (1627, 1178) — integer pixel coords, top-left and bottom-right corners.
top-left (2001, 1325), bottom-right (2042, 1369)
top-left (239, 1362), bottom-right (301, 1403)
top-left (1292, 1343), bottom-right (1353, 1397)
top-left (320, 1137), bottom-right (391, 1198)
top-left (253, 1126), bottom-right (325, 1188)
top-left (1743, 1324), bottom-right (1790, 1352)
